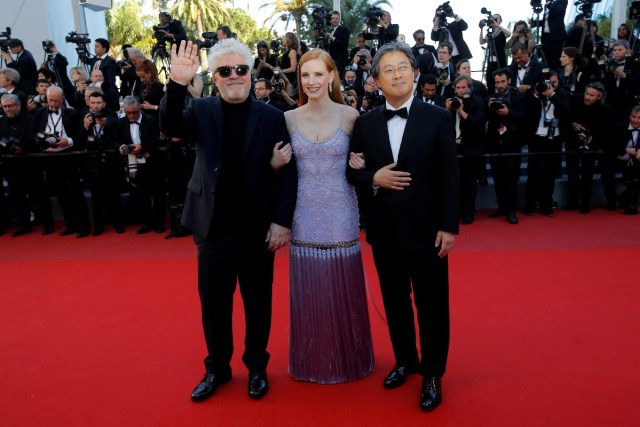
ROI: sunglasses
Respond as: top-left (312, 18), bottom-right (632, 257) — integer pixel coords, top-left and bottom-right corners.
top-left (416, 38), bottom-right (425, 41)
top-left (215, 65), bottom-right (250, 78)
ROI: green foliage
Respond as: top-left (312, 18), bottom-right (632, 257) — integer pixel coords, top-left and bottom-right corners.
top-left (169, 0), bottom-right (229, 39)
top-left (106, 0), bottom-right (155, 58)
top-left (227, 8), bottom-right (274, 54)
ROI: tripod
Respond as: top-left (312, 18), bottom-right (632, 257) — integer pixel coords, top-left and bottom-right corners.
top-left (75, 44), bottom-right (92, 76)
top-left (529, 7), bottom-right (548, 66)
top-left (480, 26), bottom-right (503, 91)
top-left (152, 45), bottom-right (171, 81)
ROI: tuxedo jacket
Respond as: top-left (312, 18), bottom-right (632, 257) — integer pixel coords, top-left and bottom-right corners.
top-left (431, 20), bottom-right (472, 59)
top-left (32, 106), bottom-right (82, 150)
top-left (114, 112), bottom-right (159, 155)
top-left (508, 60), bottom-right (545, 91)
top-left (328, 25), bottom-right (350, 71)
top-left (449, 94), bottom-right (486, 156)
top-left (0, 113), bottom-right (35, 153)
top-left (7, 49), bottom-right (38, 96)
top-left (535, 0), bottom-right (568, 42)
top-left (90, 55), bottom-right (119, 90)
top-left (160, 81), bottom-right (297, 238)
top-left (347, 98), bottom-right (459, 250)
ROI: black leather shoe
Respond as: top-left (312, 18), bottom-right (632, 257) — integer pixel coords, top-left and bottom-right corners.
top-left (579, 206), bottom-right (591, 214)
top-left (540, 207), bottom-right (554, 217)
top-left (115, 225), bottom-right (125, 234)
top-left (191, 371), bottom-right (232, 402)
top-left (76, 229), bottom-right (90, 238)
top-left (523, 204), bottom-right (534, 216)
top-left (59, 228), bottom-right (77, 237)
top-left (461, 214), bottom-right (474, 225)
top-left (383, 364), bottom-right (418, 389)
top-left (488, 209), bottom-right (506, 218)
top-left (41, 225), bottom-right (54, 235)
top-left (420, 376), bottom-right (443, 411)
top-left (248, 371), bottom-right (269, 399)
top-left (155, 225), bottom-right (166, 234)
top-left (506, 212), bottom-right (519, 224)
top-left (12, 226), bottom-right (33, 237)
top-left (137, 225), bottom-right (152, 235)
top-left (92, 226), bottom-right (104, 237)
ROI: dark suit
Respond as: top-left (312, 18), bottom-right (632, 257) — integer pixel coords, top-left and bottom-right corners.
top-left (160, 80), bottom-right (297, 375)
top-left (7, 49), bottom-right (38, 95)
top-left (509, 60), bottom-right (545, 93)
top-left (532, 0), bottom-right (568, 69)
top-left (431, 19), bottom-right (472, 62)
top-left (90, 55), bottom-right (119, 90)
top-left (348, 99), bottom-right (459, 377)
top-left (328, 25), bottom-right (350, 74)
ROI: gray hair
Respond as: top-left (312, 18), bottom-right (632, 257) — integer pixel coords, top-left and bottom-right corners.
top-left (126, 47), bottom-right (144, 59)
top-left (453, 75), bottom-right (472, 87)
top-left (123, 95), bottom-right (141, 109)
top-left (46, 85), bottom-right (63, 97)
top-left (611, 39), bottom-right (630, 50)
top-left (207, 39), bottom-right (253, 75)
top-left (370, 41), bottom-right (416, 79)
top-left (0, 68), bottom-right (20, 85)
top-left (1, 93), bottom-right (20, 104)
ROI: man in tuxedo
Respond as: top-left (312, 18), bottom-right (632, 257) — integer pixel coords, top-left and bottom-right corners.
top-left (416, 74), bottom-right (445, 107)
top-left (349, 33), bottom-right (375, 62)
top-left (160, 39), bottom-right (297, 401)
top-left (90, 38), bottom-right (119, 91)
top-left (430, 43), bottom-right (455, 98)
top-left (530, 0), bottom-right (568, 70)
top-left (1, 39), bottom-right (38, 96)
top-left (347, 41), bottom-right (459, 411)
top-left (430, 6), bottom-right (472, 66)
top-left (326, 11), bottom-right (350, 76)
top-left (508, 43), bottom-right (544, 94)
top-left (0, 68), bottom-right (28, 112)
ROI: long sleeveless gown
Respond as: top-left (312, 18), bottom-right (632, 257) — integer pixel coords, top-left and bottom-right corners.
top-left (288, 110), bottom-right (374, 384)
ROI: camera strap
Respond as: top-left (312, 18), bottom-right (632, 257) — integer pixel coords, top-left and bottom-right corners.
top-left (46, 111), bottom-right (63, 135)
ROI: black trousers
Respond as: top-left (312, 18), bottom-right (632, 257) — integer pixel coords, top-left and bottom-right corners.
top-left (490, 150), bottom-right (521, 213)
top-left (525, 136), bottom-right (562, 210)
top-left (459, 156), bottom-right (483, 217)
top-left (87, 154), bottom-right (125, 228)
top-left (541, 34), bottom-right (562, 70)
top-left (46, 156), bottom-right (90, 231)
top-left (194, 232), bottom-right (275, 375)
top-left (565, 146), bottom-right (597, 208)
top-left (372, 242), bottom-right (450, 377)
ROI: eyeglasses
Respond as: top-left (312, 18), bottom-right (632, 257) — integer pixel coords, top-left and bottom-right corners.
top-left (215, 65), bottom-right (250, 78)
top-left (416, 38), bottom-right (425, 41)
top-left (381, 65), bottom-right (412, 76)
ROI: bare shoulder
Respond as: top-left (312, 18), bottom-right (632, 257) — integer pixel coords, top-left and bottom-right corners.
top-left (341, 105), bottom-right (360, 134)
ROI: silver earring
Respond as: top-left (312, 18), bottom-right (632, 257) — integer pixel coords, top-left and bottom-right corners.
top-left (329, 82), bottom-right (333, 92)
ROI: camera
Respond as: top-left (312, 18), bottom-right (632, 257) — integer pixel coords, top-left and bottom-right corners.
top-left (479, 7), bottom-right (495, 28)
top-left (364, 91), bottom-right (385, 109)
top-left (574, 0), bottom-right (602, 19)
top-left (311, 7), bottom-right (331, 49)
top-left (0, 27), bottom-right (12, 53)
top-left (489, 94), bottom-right (508, 113)
top-left (274, 82), bottom-right (285, 93)
top-left (88, 110), bottom-right (104, 121)
top-left (197, 31), bottom-right (218, 50)
top-left (0, 135), bottom-right (19, 152)
top-left (364, 6), bottom-right (383, 28)
top-left (544, 118), bottom-right (559, 139)
top-left (28, 94), bottom-right (47, 105)
top-left (535, 68), bottom-right (553, 94)
top-left (577, 129), bottom-right (591, 151)
top-left (448, 97), bottom-right (461, 110)
top-left (357, 54), bottom-right (368, 66)
top-left (436, 1), bottom-right (454, 23)
top-left (152, 23), bottom-right (170, 40)
top-left (435, 63), bottom-right (449, 81)
top-left (65, 31), bottom-right (90, 45)
top-left (122, 144), bottom-right (135, 155)
top-left (530, 0), bottom-right (543, 14)
top-left (37, 132), bottom-right (59, 149)
top-left (269, 39), bottom-right (281, 55)
top-left (42, 40), bottom-right (54, 54)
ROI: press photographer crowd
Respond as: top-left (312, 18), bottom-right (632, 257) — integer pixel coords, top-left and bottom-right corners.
top-left (1, 1), bottom-right (640, 238)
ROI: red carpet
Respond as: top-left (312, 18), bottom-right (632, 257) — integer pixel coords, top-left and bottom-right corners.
top-left (1, 209), bottom-right (639, 426)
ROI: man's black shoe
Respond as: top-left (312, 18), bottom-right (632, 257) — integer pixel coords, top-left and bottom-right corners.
top-left (155, 225), bottom-right (166, 234)
top-left (523, 204), bottom-right (534, 216)
top-left (248, 371), bottom-right (269, 399)
top-left (506, 212), bottom-right (519, 224)
top-left (12, 226), bottom-right (32, 237)
top-left (92, 226), bottom-right (104, 237)
top-left (76, 229), bottom-right (90, 238)
top-left (115, 225), bottom-right (125, 234)
top-left (59, 228), bottom-right (77, 236)
top-left (41, 225), bottom-right (54, 235)
top-left (383, 364), bottom-right (418, 389)
top-left (137, 225), bottom-right (152, 235)
top-left (191, 372), bottom-right (232, 402)
top-left (420, 376), bottom-right (442, 411)
top-left (461, 214), bottom-right (474, 225)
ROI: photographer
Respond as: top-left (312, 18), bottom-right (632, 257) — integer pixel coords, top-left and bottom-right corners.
top-left (479, 13), bottom-right (510, 94)
top-left (40, 40), bottom-right (74, 103)
top-left (0, 93), bottom-right (45, 236)
top-left (133, 59), bottom-right (164, 118)
top-left (77, 91), bottom-right (124, 235)
top-left (599, 40), bottom-right (640, 126)
top-left (69, 66), bottom-right (89, 109)
top-left (529, 0), bottom-right (568, 70)
top-left (268, 71), bottom-right (297, 111)
top-left (326, 11), bottom-right (350, 75)
top-left (507, 21), bottom-right (534, 53)
top-left (349, 33), bottom-right (375, 62)
top-left (342, 66), bottom-right (363, 97)
top-left (446, 75), bottom-right (486, 224)
top-left (253, 41), bottom-right (278, 81)
top-left (455, 59), bottom-right (488, 99)
top-left (508, 43), bottom-right (544, 94)
top-left (522, 70), bottom-right (569, 216)
top-left (430, 43), bottom-right (455, 98)
top-left (350, 49), bottom-right (372, 95)
top-left (156, 12), bottom-right (188, 48)
top-left (117, 96), bottom-right (165, 234)
top-left (216, 25), bottom-right (232, 41)
top-left (90, 38), bottom-right (119, 91)
top-left (26, 79), bottom-right (51, 112)
top-left (364, 10), bottom-right (399, 47)
top-left (119, 46), bottom-right (145, 97)
top-left (486, 68), bottom-right (527, 224)
top-left (360, 75), bottom-right (384, 113)
top-left (431, 2), bottom-right (472, 66)
top-left (1, 39), bottom-right (37, 95)
top-left (0, 68), bottom-right (27, 112)
top-left (566, 82), bottom-right (613, 213)
top-left (618, 105), bottom-right (640, 215)
top-left (34, 85), bottom-right (90, 236)
top-left (417, 74), bottom-right (445, 106)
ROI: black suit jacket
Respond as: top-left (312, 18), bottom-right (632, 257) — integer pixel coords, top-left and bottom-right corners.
top-left (7, 49), bottom-right (38, 96)
top-left (431, 20), bottom-right (472, 59)
top-left (347, 98), bottom-right (459, 250)
top-left (532, 0), bottom-right (568, 42)
top-left (90, 55), bottom-right (119, 90)
top-left (450, 94), bottom-right (486, 156)
top-left (160, 81), bottom-right (297, 238)
top-left (115, 112), bottom-right (159, 155)
top-left (509, 60), bottom-right (545, 92)
top-left (33, 106), bottom-right (82, 151)
top-left (328, 25), bottom-right (350, 72)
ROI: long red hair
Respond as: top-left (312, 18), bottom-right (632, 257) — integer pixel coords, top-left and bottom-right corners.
top-left (297, 49), bottom-right (343, 106)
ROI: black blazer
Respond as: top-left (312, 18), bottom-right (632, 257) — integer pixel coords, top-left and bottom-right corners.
top-left (532, 0), bottom-right (568, 42)
top-left (90, 55), bottom-right (119, 90)
top-left (33, 106), bottom-right (82, 150)
top-left (328, 25), bottom-right (350, 72)
top-left (431, 20), bottom-right (472, 59)
top-left (508, 60), bottom-right (545, 92)
top-left (450, 94), bottom-right (486, 156)
top-left (7, 49), bottom-right (38, 96)
top-left (347, 98), bottom-right (459, 250)
top-left (160, 81), bottom-right (297, 238)
top-left (115, 112), bottom-right (159, 155)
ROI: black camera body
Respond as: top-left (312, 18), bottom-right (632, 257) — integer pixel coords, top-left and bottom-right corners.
top-left (37, 132), bottom-right (59, 149)
top-left (42, 40), bottom-right (55, 54)
top-left (448, 97), bottom-right (461, 110)
top-left (88, 110), bottom-right (104, 121)
top-left (489, 94), bottom-right (509, 113)
top-left (122, 144), bottom-right (135, 155)
top-left (65, 31), bottom-right (90, 45)
top-left (0, 135), bottom-right (20, 152)
top-left (0, 27), bottom-right (12, 53)
top-left (479, 7), bottom-right (494, 28)
top-left (577, 129), bottom-right (591, 151)
top-left (436, 1), bottom-right (454, 24)
top-left (152, 23), bottom-right (171, 41)
top-left (357, 54), bottom-right (368, 66)
top-left (574, 0), bottom-right (602, 19)
top-left (364, 6), bottom-right (383, 28)
top-left (436, 66), bottom-right (449, 81)
top-left (196, 32), bottom-right (218, 50)
top-left (269, 39), bottom-right (281, 55)
top-left (364, 91), bottom-right (385, 109)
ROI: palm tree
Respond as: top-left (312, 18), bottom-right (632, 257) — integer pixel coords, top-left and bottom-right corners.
top-left (169, 0), bottom-right (230, 70)
top-left (260, 0), bottom-right (309, 35)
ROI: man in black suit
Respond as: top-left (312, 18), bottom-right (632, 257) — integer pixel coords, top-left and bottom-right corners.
top-left (530, 0), bottom-right (568, 69)
top-left (34, 85), bottom-right (89, 237)
top-left (160, 39), bottom-right (297, 401)
top-left (347, 41), bottom-right (459, 412)
top-left (416, 74), bottom-right (445, 107)
top-left (41, 41), bottom-right (75, 103)
top-left (90, 38), bottom-right (119, 91)
top-left (326, 11), bottom-right (350, 76)
top-left (430, 6), bottom-right (472, 66)
top-left (508, 43), bottom-right (544, 94)
top-left (349, 33), bottom-right (375, 62)
top-left (1, 39), bottom-right (38, 95)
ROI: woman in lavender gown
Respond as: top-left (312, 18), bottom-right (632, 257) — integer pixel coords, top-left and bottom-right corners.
top-left (277, 49), bottom-right (374, 384)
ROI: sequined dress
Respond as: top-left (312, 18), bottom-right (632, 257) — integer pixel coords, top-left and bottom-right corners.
top-left (288, 111), bottom-right (374, 384)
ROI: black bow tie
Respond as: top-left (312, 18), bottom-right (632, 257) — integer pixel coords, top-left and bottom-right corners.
top-left (129, 121), bottom-right (140, 125)
top-left (518, 65), bottom-right (527, 70)
top-left (49, 109), bottom-right (60, 115)
top-left (384, 107), bottom-right (408, 120)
